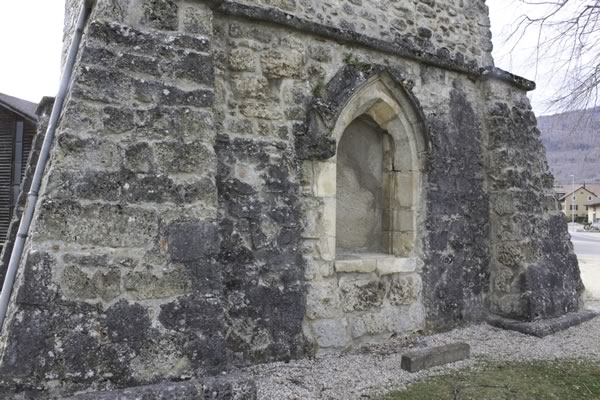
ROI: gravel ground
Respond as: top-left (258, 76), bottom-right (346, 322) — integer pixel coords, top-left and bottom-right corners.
top-left (242, 313), bottom-right (600, 399)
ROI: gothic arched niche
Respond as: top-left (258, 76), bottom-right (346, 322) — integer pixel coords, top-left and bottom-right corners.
top-left (328, 73), bottom-right (427, 261)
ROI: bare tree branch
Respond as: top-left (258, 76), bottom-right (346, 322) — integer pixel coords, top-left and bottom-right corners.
top-left (509, 0), bottom-right (600, 111)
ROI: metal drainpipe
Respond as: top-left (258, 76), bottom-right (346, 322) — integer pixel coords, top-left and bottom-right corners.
top-left (0, 0), bottom-right (94, 332)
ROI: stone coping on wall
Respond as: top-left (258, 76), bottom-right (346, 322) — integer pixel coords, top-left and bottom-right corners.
top-left (206, 0), bottom-right (536, 92)
top-left (335, 254), bottom-right (417, 275)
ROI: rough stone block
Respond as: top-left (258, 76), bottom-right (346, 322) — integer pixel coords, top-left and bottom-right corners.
top-left (61, 265), bottom-right (121, 302)
top-left (116, 53), bottom-right (161, 76)
top-left (260, 49), bottom-right (303, 79)
top-left (182, 5), bottom-right (212, 35)
top-left (15, 251), bottom-right (56, 306)
top-left (69, 382), bottom-right (199, 399)
top-left (67, 377), bottom-right (257, 399)
top-left (173, 51), bottom-right (214, 85)
top-left (168, 220), bottom-right (220, 261)
top-left (305, 280), bottom-right (342, 319)
top-left (153, 140), bottom-right (216, 174)
top-left (386, 274), bottom-right (421, 305)
top-left (34, 200), bottom-right (159, 248)
top-left (141, 0), bottom-right (179, 31)
top-left (123, 269), bottom-right (193, 300)
top-left (349, 303), bottom-right (425, 339)
top-left (229, 48), bottom-right (258, 72)
top-left (401, 343), bottom-right (471, 373)
top-left (311, 318), bottom-right (351, 349)
top-left (231, 76), bottom-right (270, 99)
top-left (339, 275), bottom-right (385, 312)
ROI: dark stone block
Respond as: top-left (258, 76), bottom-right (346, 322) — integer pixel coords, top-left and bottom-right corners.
top-left (116, 53), bottom-right (161, 76)
top-left (487, 311), bottom-right (597, 337)
top-left (168, 220), bottom-right (220, 261)
top-left (16, 251), bottom-right (57, 306)
top-left (103, 106), bottom-right (135, 134)
top-left (173, 51), bottom-right (214, 84)
top-left (159, 295), bottom-right (223, 333)
top-left (80, 46), bottom-right (117, 68)
top-left (160, 86), bottom-right (215, 108)
top-left (142, 0), bottom-right (179, 31)
top-left (159, 294), bottom-right (227, 370)
top-left (105, 300), bottom-right (153, 351)
top-left (0, 308), bottom-right (53, 378)
top-left (171, 34), bottom-right (211, 53)
top-left (68, 381), bottom-right (200, 399)
top-left (88, 21), bottom-right (162, 53)
top-left (67, 377), bottom-right (257, 399)
top-left (74, 66), bottom-right (134, 103)
top-left (55, 169), bottom-right (216, 205)
top-left (401, 343), bottom-right (471, 373)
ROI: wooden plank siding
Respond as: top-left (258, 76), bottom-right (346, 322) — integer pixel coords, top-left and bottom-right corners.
top-left (0, 106), bottom-right (36, 253)
top-left (0, 108), bottom-right (15, 253)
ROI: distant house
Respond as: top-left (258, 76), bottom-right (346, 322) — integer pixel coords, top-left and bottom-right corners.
top-left (559, 184), bottom-right (600, 221)
top-left (553, 185), bottom-right (566, 200)
top-left (587, 199), bottom-right (600, 223)
top-left (0, 93), bottom-right (38, 253)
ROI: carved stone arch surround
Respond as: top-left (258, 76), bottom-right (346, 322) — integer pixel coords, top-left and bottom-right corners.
top-left (300, 65), bottom-right (430, 351)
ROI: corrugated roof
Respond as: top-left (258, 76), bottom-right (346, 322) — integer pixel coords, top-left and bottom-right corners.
top-left (0, 93), bottom-right (38, 121)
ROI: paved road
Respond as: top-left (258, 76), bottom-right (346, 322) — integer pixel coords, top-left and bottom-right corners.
top-left (569, 231), bottom-right (600, 301)
top-left (570, 231), bottom-right (600, 256)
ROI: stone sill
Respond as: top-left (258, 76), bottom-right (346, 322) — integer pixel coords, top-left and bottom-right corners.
top-left (335, 254), bottom-right (416, 275)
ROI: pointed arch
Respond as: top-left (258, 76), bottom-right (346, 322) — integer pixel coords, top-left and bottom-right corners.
top-left (330, 72), bottom-right (429, 175)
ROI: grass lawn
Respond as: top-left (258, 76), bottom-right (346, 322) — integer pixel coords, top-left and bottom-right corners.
top-left (382, 360), bottom-right (600, 400)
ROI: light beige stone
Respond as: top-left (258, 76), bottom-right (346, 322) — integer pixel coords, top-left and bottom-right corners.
top-left (393, 209), bottom-right (415, 232)
top-left (349, 303), bottom-right (425, 339)
top-left (318, 235), bottom-right (336, 261)
top-left (376, 257), bottom-right (417, 275)
top-left (228, 48), bottom-right (257, 71)
top-left (305, 280), bottom-right (343, 320)
top-left (394, 172), bottom-right (414, 208)
top-left (261, 49), bottom-right (304, 79)
top-left (321, 197), bottom-right (336, 237)
top-left (313, 161), bottom-right (336, 198)
top-left (335, 258), bottom-right (377, 273)
top-left (311, 318), bottom-right (352, 349)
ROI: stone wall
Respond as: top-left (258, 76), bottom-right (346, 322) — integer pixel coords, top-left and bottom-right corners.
top-left (230, 0), bottom-right (494, 67)
top-left (483, 78), bottom-right (584, 320)
top-left (0, 0), bottom-right (584, 397)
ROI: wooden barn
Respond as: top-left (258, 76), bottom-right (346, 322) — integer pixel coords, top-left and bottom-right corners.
top-left (0, 93), bottom-right (37, 254)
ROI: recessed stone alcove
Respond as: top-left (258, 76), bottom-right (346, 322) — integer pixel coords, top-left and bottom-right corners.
top-left (302, 75), bottom-right (428, 351)
top-left (336, 117), bottom-right (387, 255)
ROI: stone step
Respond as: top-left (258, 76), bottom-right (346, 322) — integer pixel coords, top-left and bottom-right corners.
top-left (487, 310), bottom-right (598, 337)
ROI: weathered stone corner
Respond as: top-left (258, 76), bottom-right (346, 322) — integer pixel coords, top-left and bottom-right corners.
top-left (0, 0), bottom-right (586, 397)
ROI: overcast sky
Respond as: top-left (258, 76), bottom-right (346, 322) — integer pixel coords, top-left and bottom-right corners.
top-left (0, 0), bottom-right (568, 115)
